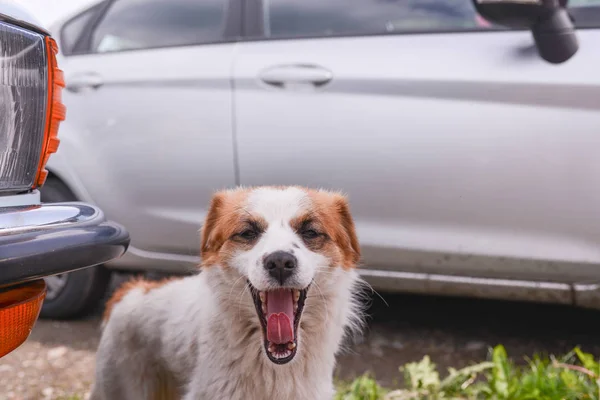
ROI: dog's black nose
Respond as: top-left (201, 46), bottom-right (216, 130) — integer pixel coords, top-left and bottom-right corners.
top-left (264, 251), bottom-right (297, 285)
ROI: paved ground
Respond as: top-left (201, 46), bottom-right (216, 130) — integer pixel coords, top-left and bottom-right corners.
top-left (2, 273), bottom-right (600, 399)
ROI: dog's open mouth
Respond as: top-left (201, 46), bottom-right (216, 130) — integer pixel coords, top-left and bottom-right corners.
top-left (250, 285), bottom-right (308, 365)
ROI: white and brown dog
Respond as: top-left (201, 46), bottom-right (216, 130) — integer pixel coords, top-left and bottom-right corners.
top-left (91, 186), bottom-right (364, 400)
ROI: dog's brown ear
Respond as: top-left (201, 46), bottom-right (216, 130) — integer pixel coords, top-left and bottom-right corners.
top-left (200, 192), bottom-right (225, 262)
top-left (333, 194), bottom-right (361, 268)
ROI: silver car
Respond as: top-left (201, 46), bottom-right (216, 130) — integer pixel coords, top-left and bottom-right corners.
top-left (43, 0), bottom-right (600, 317)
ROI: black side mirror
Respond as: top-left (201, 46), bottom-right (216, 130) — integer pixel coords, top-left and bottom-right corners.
top-left (473, 0), bottom-right (578, 64)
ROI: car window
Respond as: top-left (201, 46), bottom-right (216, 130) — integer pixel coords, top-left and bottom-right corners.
top-left (569, 0), bottom-right (600, 5)
top-left (91, 0), bottom-right (226, 53)
top-left (569, 0), bottom-right (600, 27)
top-left (264, 0), bottom-right (497, 39)
top-left (61, 3), bottom-right (105, 55)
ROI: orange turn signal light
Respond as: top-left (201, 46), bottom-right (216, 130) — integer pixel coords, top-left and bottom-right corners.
top-left (34, 37), bottom-right (66, 188)
top-left (0, 280), bottom-right (46, 358)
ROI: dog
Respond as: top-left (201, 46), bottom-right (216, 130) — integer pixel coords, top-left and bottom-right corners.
top-left (91, 186), bottom-right (364, 400)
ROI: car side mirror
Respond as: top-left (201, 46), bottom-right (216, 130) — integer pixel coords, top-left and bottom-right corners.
top-left (473, 0), bottom-right (578, 64)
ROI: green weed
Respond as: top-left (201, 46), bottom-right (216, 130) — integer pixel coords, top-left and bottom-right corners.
top-left (335, 345), bottom-right (600, 400)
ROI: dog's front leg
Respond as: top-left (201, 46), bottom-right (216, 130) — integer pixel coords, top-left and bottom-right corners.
top-left (93, 353), bottom-right (159, 400)
top-left (94, 321), bottom-right (162, 400)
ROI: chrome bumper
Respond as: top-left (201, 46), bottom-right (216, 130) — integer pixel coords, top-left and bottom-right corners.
top-left (0, 203), bottom-right (129, 287)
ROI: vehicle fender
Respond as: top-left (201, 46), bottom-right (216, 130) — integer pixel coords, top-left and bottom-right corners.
top-left (0, 1), bottom-right (43, 26)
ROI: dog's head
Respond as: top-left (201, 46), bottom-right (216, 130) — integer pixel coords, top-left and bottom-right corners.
top-left (200, 186), bottom-right (360, 365)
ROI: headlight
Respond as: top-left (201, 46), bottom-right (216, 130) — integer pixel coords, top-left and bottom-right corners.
top-left (0, 20), bottom-right (65, 194)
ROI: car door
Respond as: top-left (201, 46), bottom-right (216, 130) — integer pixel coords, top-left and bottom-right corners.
top-left (233, 0), bottom-right (600, 284)
top-left (54, 0), bottom-right (238, 257)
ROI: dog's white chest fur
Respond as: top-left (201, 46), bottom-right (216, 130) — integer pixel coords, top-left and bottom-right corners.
top-left (93, 268), bottom-right (360, 400)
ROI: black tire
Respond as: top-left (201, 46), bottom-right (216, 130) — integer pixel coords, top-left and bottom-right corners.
top-left (39, 176), bottom-right (112, 319)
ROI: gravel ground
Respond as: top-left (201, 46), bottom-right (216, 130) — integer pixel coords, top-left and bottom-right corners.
top-left (2, 273), bottom-right (600, 399)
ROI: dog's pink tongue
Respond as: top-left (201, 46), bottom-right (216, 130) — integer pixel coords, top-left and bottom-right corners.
top-left (266, 289), bottom-right (294, 344)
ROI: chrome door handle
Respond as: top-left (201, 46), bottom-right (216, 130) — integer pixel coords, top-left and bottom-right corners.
top-left (259, 64), bottom-right (333, 88)
top-left (66, 72), bottom-right (104, 93)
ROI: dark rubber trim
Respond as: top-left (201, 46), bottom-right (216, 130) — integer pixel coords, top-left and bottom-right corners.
top-left (0, 203), bottom-right (129, 287)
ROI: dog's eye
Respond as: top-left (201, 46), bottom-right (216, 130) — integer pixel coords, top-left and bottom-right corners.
top-left (301, 229), bottom-right (320, 240)
top-left (239, 229), bottom-right (258, 240)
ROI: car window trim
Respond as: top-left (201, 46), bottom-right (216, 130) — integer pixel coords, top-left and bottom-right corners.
top-left (242, 0), bottom-right (263, 37)
top-left (65, 0), bottom-right (242, 57)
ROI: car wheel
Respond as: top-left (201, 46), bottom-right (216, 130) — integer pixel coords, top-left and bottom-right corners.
top-left (39, 176), bottom-right (112, 319)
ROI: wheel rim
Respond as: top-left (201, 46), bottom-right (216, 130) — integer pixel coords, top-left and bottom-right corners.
top-left (44, 274), bottom-right (69, 301)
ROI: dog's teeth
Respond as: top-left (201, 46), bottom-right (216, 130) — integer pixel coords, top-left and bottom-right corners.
top-left (294, 303), bottom-right (298, 313)
top-left (268, 344), bottom-right (275, 353)
top-left (259, 292), bottom-right (266, 303)
top-left (262, 304), bottom-right (267, 314)
top-left (293, 290), bottom-right (300, 302)
top-left (288, 342), bottom-right (296, 350)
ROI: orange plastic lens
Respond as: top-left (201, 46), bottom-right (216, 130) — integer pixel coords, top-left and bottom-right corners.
top-left (35, 37), bottom-right (66, 188)
top-left (0, 280), bottom-right (46, 358)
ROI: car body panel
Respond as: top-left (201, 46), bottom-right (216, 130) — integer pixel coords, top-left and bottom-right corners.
top-left (51, 43), bottom-right (237, 256)
top-left (232, 30), bottom-right (600, 284)
top-left (0, 1), bottom-right (44, 28)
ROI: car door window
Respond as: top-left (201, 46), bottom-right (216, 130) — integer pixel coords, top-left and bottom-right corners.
top-left (91, 0), bottom-right (226, 53)
top-left (60, 3), bottom-right (106, 55)
top-left (569, 0), bottom-right (600, 5)
top-left (569, 0), bottom-right (600, 27)
top-left (264, 0), bottom-right (496, 39)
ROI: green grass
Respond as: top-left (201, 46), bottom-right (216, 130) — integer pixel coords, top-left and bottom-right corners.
top-left (335, 345), bottom-right (600, 400)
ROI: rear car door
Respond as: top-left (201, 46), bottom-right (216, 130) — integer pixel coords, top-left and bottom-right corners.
top-left (233, 0), bottom-right (600, 284)
top-left (53, 0), bottom-right (238, 257)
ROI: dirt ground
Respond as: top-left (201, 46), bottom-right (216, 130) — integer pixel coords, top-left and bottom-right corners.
top-left (3, 273), bottom-right (600, 400)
